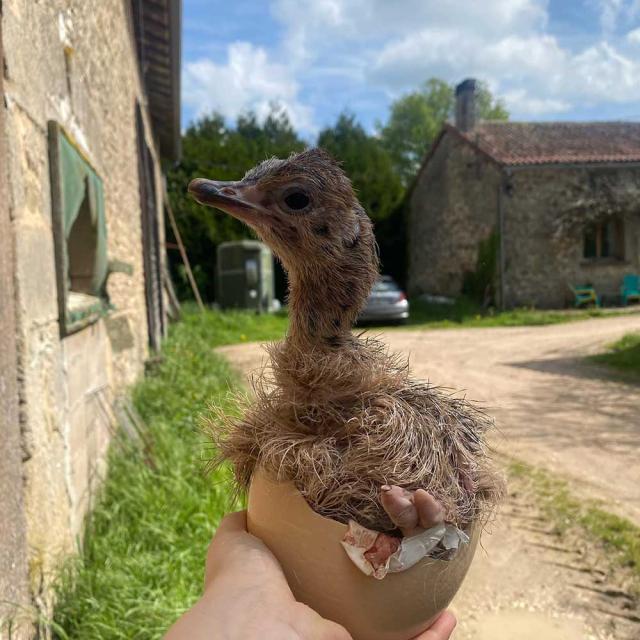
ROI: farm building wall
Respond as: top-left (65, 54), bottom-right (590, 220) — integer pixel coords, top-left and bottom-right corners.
top-left (0, 0), bottom-right (167, 620)
top-left (0, 10), bottom-right (31, 637)
top-left (502, 167), bottom-right (640, 308)
top-left (408, 132), bottom-right (502, 299)
top-left (409, 129), bottom-right (640, 309)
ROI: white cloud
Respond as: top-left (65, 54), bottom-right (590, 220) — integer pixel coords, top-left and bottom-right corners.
top-left (273, 0), bottom-right (548, 42)
top-left (182, 42), bottom-right (315, 133)
top-left (184, 1), bottom-right (640, 129)
top-left (370, 31), bottom-right (569, 92)
top-left (501, 89), bottom-right (571, 116)
top-left (569, 42), bottom-right (640, 102)
top-left (592, 0), bottom-right (640, 35)
top-left (596, 0), bottom-right (625, 34)
top-left (370, 25), bottom-right (640, 111)
top-left (318, 0), bottom-right (640, 117)
top-left (627, 26), bottom-right (640, 43)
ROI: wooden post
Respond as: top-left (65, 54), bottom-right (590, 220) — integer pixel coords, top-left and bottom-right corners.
top-left (0, 9), bottom-right (31, 629)
top-left (164, 186), bottom-right (205, 311)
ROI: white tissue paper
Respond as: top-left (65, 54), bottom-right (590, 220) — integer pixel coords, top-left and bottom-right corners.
top-left (341, 520), bottom-right (470, 580)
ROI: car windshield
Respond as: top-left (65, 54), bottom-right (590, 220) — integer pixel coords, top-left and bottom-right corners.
top-left (372, 280), bottom-right (399, 293)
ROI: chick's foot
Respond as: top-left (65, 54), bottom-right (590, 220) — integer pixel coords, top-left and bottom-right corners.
top-left (380, 485), bottom-right (445, 537)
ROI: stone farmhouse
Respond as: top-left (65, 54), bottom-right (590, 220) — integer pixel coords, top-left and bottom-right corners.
top-left (0, 0), bottom-right (181, 627)
top-left (408, 79), bottom-right (640, 308)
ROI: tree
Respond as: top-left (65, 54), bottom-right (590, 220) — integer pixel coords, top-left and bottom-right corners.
top-left (167, 81), bottom-right (509, 300)
top-left (379, 78), bottom-right (508, 185)
top-left (475, 85), bottom-right (509, 122)
top-left (378, 79), bottom-right (452, 186)
top-left (166, 106), bottom-right (305, 302)
top-left (236, 104), bottom-right (303, 159)
top-left (318, 113), bottom-right (405, 282)
top-left (318, 113), bottom-right (403, 224)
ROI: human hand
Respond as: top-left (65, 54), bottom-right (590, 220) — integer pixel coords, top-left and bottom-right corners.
top-left (413, 611), bottom-right (457, 639)
top-left (164, 510), bottom-right (349, 639)
top-left (163, 511), bottom-right (457, 640)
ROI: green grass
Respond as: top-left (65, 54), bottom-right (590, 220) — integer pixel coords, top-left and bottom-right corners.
top-left (51, 309), bottom-right (285, 639)
top-left (185, 305), bottom-right (288, 346)
top-left (186, 296), bottom-right (611, 345)
top-left (590, 332), bottom-right (640, 377)
top-left (183, 297), bottom-right (611, 346)
top-left (508, 460), bottom-right (640, 593)
top-left (401, 296), bottom-right (606, 329)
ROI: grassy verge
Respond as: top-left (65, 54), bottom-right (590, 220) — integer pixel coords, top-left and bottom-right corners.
top-left (52, 310), bottom-right (287, 639)
top-left (508, 459), bottom-right (640, 594)
top-left (589, 332), bottom-right (640, 378)
top-left (182, 296), bottom-right (616, 345)
top-left (400, 296), bottom-right (607, 329)
top-left (181, 305), bottom-right (289, 346)
top-left (184, 297), bottom-right (614, 345)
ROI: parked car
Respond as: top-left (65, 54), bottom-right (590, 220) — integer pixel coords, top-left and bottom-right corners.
top-left (358, 276), bottom-right (409, 324)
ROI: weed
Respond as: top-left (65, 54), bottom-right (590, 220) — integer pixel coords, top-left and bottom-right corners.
top-left (508, 460), bottom-right (640, 591)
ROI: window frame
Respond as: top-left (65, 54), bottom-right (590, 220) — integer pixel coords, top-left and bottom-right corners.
top-left (48, 121), bottom-right (109, 336)
top-left (582, 217), bottom-right (625, 262)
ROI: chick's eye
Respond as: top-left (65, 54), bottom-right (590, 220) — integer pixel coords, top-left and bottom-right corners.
top-left (283, 191), bottom-right (310, 211)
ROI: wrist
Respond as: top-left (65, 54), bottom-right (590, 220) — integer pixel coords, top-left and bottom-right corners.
top-left (198, 582), bottom-right (303, 640)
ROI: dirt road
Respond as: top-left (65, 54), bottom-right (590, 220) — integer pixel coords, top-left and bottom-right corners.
top-left (218, 313), bottom-right (640, 525)
top-left (451, 470), bottom-right (639, 639)
top-left (381, 314), bottom-right (640, 527)
top-left (216, 314), bottom-right (640, 639)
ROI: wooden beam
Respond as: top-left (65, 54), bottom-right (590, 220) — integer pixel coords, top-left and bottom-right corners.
top-left (131, 0), bottom-right (181, 161)
top-left (164, 186), bottom-right (205, 312)
top-left (140, 42), bottom-right (170, 62)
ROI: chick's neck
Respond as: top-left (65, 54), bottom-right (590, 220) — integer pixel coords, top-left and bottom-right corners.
top-left (285, 262), bottom-right (366, 348)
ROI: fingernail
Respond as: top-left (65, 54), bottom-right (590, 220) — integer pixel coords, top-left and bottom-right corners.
top-left (381, 485), bottom-right (391, 492)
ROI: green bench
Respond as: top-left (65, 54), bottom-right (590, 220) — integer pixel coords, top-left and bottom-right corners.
top-left (569, 284), bottom-right (600, 308)
top-left (621, 274), bottom-right (640, 306)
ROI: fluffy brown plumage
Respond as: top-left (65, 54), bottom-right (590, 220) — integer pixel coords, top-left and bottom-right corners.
top-left (190, 148), bottom-right (503, 532)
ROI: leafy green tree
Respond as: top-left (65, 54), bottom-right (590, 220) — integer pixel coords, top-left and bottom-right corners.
top-left (476, 85), bottom-right (509, 122)
top-left (318, 113), bottom-right (405, 282)
top-left (167, 81), bottom-right (508, 300)
top-left (378, 79), bottom-right (452, 186)
top-left (166, 106), bottom-right (305, 301)
top-left (318, 113), bottom-right (403, 223)
top-left (379, 78), bottom-right (508, 184)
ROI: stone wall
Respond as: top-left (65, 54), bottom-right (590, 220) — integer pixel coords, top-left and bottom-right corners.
top-left (502, 167), bottom-right (640, 308)
top-left (1, 0), bottom-right (166, 623)
top-left (408, 133), bottom-right (502, 298)
top-left (0, 12), bottom-right (31, 638)
top-left (408, 130), bottom-right (640, 309)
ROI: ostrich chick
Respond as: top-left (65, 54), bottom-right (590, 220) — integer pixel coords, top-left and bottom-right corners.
top-left (190, 149), bottom-right (502, 536)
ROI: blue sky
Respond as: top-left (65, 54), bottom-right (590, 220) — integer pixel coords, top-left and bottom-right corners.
top-left (182, 0), bottom-right (640, 139)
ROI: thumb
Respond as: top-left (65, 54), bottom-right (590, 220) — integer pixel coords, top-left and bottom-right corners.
top-left (413, 611), bottom-right (457, 640)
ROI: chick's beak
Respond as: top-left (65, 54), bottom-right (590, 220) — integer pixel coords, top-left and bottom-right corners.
top-left (188, 178), bottom-right (267, 226)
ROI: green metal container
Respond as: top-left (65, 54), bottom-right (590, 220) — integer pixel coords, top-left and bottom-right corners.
top-left (216, 240), bottom-right (275, 312)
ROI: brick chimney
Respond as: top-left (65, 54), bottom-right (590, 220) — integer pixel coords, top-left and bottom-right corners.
top-left (455, 78), bottom-right (477, 132)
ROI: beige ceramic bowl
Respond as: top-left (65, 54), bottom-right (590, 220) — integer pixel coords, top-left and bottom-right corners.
top-left (247, 469), bottom-right (479, 640)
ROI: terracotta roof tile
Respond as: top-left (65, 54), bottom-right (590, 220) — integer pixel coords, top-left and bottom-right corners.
top-left (456, 121), bottom-right (640, 166)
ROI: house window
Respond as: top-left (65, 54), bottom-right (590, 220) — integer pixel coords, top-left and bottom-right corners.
top-left (48, 122), bottom-right (109, 335)
top-left (67, 185), bottom-right (98, 294)
top-left (583, 218), bottom-right (624, 261)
